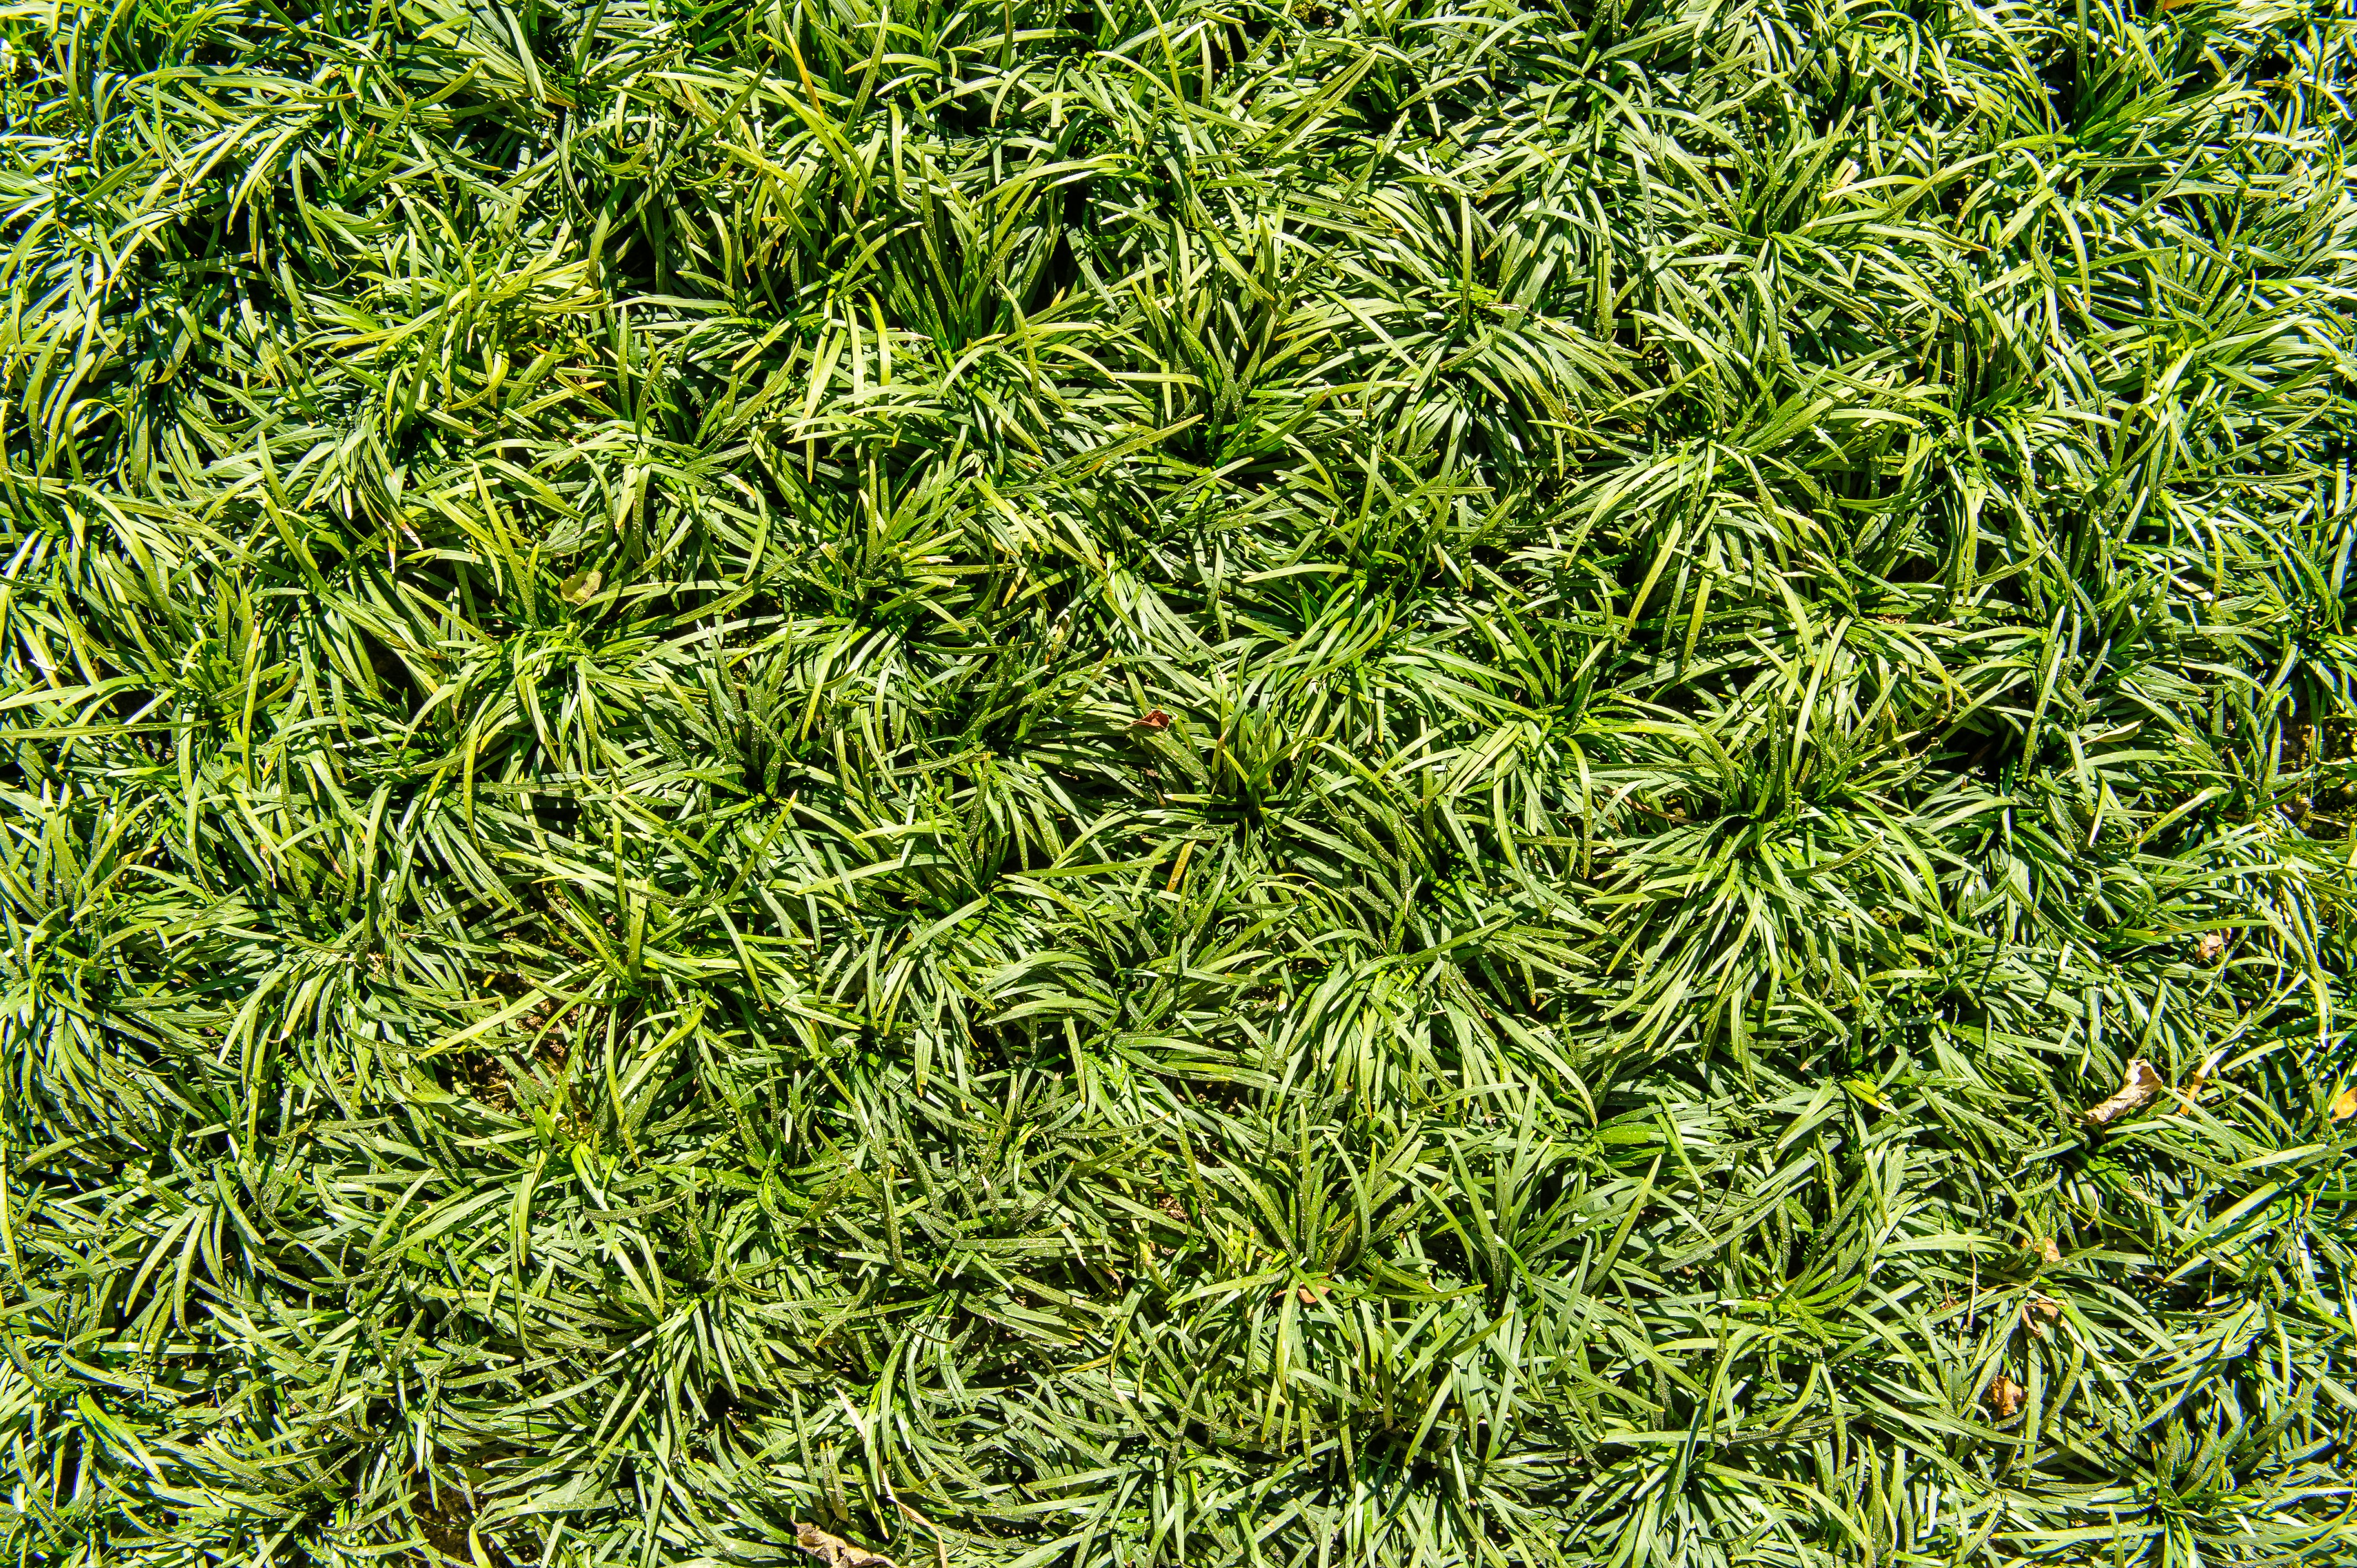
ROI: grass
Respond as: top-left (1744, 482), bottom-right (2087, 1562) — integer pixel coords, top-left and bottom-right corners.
top-left (3, 0), bottom-right (2357, 1562)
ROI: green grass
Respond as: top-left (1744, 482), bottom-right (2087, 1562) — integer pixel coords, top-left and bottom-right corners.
top-left (4, 0), bottom-right (2357, 1563)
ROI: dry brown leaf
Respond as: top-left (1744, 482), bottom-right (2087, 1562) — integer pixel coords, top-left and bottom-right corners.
top-left (2025, 1295), bottom-right (2061, 1335)
top-left (2082, 1059), bottom-right (2164, 1126)
top-left (2332, 1086), bottom-right (2357, 1123)
top-left (2034, 1235), bottom-right (2061, 1265)
top-left (796, 1524), bottom-right (899, 1568)
top-left (2171, 1048), bottom-right (2228, 1111)
top-left (2194, 931), bottom-right (2225, 965)
top-left (1985, 1374), bottom-right (2024, 1419)
top-left (1134, 710), bottom-right (1172, 730)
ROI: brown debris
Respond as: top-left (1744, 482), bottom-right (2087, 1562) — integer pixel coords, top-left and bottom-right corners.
top-left (1134, 710), bottom-right (1171, 730)
top-left (2169, 1048), bottom-right (2229, 1112)
top-left (2082, 1059), bottom-right (2164, 1127)
top-left (2034, 1235), bottom-right (2062, 1265)
top-left (2194, 931), bottom-right (2225, 965)
top-left (1985, 1374), bottom-right (2024, 1419)
top-left (796, 1524), bottom-right (899, 1568)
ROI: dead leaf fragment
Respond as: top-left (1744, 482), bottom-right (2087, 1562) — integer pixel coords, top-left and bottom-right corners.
top-left (2194, 931), bottom-right (2225, 965)
top-left (2025, 1295), bottom-right (2061, 1335)
top-left (2034, 1236), bottom-right (2061, 1265)
top-left (796, 1524), bottom-right (899, 1568)
top-left (2082, 1059), bottom-right (2164, 1126)
top-left (1985, 1374), bottom-right (2024, 1419)
top-left (2171, 1048), bottom-right (2228, 1111)
top-left (1134, 709), bottom-right (1171, 730)
top-left (2332, 1086), bottom-right (2357, 1123)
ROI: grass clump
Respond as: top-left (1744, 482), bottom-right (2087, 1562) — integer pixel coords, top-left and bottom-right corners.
top-left (4, 0), bottom-right (2357, 1564)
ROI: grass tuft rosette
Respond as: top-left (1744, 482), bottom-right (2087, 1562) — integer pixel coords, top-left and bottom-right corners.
top-left (3, 0), bottom-right (2356, 1564)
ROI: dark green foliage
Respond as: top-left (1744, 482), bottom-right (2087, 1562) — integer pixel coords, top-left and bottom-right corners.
top-left (4, 0), bottom-right (2357, 1563)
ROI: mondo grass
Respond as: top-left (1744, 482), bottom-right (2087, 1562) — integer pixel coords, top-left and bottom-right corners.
top-left (4, 0), bottom-right (2357, 1564)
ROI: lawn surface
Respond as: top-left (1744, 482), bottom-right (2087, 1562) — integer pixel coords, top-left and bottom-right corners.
top-left (5, 0), bottom-right (2357, 1564)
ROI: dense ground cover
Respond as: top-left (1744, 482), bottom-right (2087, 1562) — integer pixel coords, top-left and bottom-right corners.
top-left (6, 0), bottom-right (2357, 1562)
